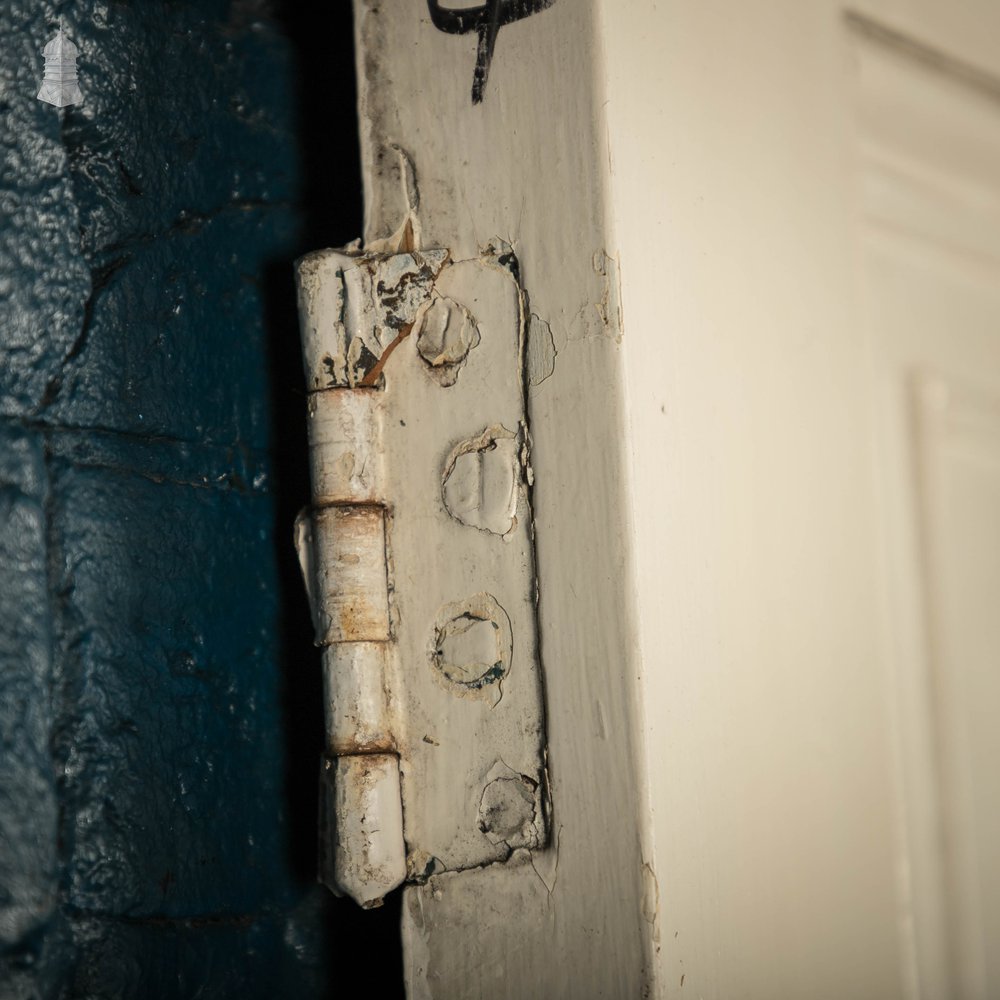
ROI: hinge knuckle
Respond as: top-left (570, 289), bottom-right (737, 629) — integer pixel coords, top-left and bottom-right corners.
top-left (322, 642), bottom-right (395, 755)
top-left (311, 505), bottom-right (389, 644)
top-left (308, 388), bottom-right (385, 505)
top-left (318, 753), bottom-right (406, 909)
top-left (296, 248), bottom-right (352, 392)
top-left (297, 249), bottom-right (405, 907)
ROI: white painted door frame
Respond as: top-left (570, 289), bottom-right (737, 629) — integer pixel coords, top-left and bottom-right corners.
top-left (334, 4), bottom-right (1000, 997)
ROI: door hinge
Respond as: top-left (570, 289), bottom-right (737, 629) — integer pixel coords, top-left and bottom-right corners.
top-left (294, 242), bottom-right (550, 908)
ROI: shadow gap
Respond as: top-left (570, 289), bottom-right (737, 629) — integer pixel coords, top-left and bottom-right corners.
top-left (262, 2), bottom-right (404, 996)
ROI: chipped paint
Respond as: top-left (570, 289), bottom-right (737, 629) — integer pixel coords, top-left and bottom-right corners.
top-left (406, 850), bottom-right (446, 884)
top-left (593, 248), bottom-right (624, 341)
top-left (296, 247), bottom-right (449, 389)
top-left (352, 4), bottom-right (658, 996)
top-left (526, 312), bottom-right (557, 386)
top-left (296, 249), bottom-right (349, 390)
top-left (430, 592), bottom-right (513, 703)
top-left (477, 761), bottom-right (543, 851)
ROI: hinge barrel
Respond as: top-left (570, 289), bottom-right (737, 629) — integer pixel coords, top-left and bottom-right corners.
top-left (296, 248), bottom-right (406, 908)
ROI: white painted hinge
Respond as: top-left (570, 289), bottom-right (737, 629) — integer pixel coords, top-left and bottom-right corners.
top-left (294, 242), bottom-right (550, 908)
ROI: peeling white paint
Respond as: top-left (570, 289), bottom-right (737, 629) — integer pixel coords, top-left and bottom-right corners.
top-left (477, 760), bottom-right (544, 850)
top-left (592, 249), bottom-right (623, 342)
top-left (366, 143), bottom-right (424, 255)
top-left (641, 862), bottom-right (660, 939)
top-left (296, 249), bottom-right (348, 390)
top-left (526, 313), bottom-right (557, 387)
top-left (293, 509), bottom-right (318, 634)
top-left (297, 247), bottom-right (448, 389)
top-left (375, 248), bottom-right (548, 877)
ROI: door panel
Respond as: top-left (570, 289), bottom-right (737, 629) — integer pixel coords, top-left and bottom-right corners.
top-left (856, 22), bottom-right (1000, 998)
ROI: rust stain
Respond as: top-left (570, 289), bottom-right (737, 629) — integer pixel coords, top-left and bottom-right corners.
top-left (325, 504), bottom-right (385, 531)
top-left (330, 734), bottom-right (397, 755)
top-left (337, 597), bottom-right (379, 641)
top-left (358, 321), bottom-right (413, 387)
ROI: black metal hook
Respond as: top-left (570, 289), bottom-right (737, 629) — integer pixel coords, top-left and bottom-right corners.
top-left (427, 0), bottom-right (556, 104)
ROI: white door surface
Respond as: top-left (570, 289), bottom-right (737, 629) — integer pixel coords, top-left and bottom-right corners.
top-left (854, 22), bottom-right (1000, 997)
top-left (347, 3), bottom-right (1000, 996)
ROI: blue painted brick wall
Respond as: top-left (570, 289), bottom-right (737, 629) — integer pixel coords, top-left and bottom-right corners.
top-left (0, 2), bottom-right (329, 995)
